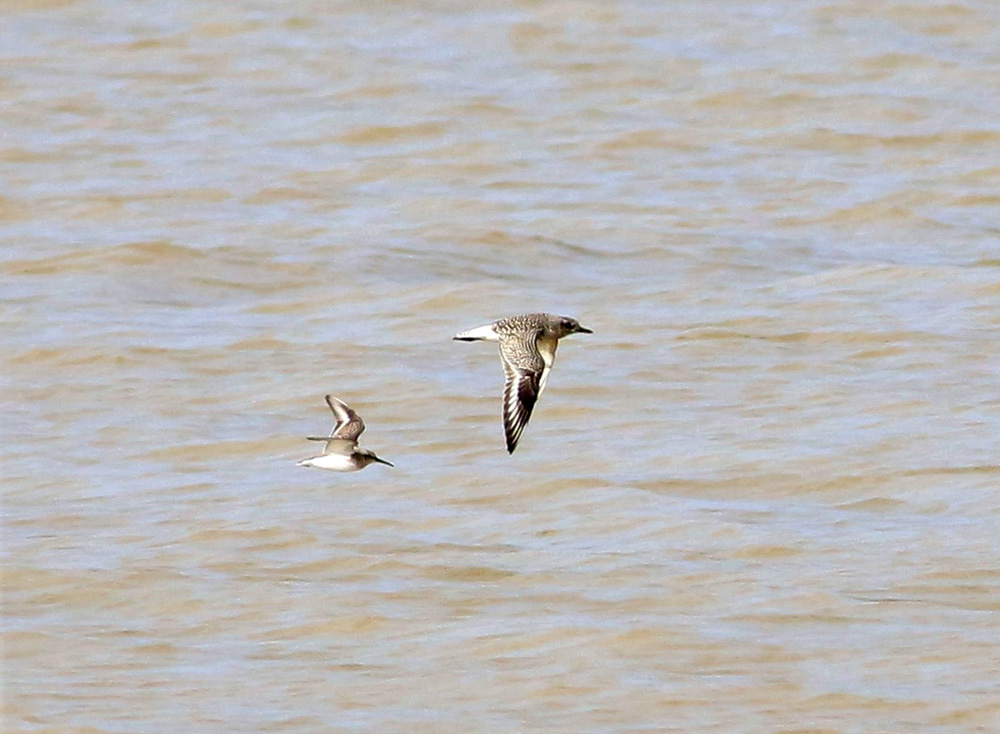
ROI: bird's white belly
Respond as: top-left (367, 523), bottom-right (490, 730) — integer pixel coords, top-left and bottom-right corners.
top-left (299, 453), bottom-right (359, 471)
top-left (537, 336), bottom-right (557, 366)
top-left (537, 335), bottom-right (558, 395)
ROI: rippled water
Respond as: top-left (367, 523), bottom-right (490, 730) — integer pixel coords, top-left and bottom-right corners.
top-left (4, 1), bottom-right (1000, 732)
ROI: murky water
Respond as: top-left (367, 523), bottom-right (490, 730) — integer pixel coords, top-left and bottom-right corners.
top-left (3, 1), bottom-right (1000, 732)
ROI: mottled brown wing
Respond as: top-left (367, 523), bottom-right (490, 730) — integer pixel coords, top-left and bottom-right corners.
top-left (325, 395), bottom-right (365, 441)
top-left (499, 331), bottom-right (545, 454)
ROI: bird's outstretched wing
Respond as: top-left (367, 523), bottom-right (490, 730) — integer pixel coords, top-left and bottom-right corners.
top-left (318, 438), bottom-right (356, 455)
top-left (325, 395), bottom-right (365, 441)
top-left (499, 331), bottom-right (546, 454)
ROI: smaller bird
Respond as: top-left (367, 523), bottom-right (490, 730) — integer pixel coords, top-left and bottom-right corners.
top-left (297, 395), bottom-right (393, 471)
top-left (454, 312), bottom-right (592, 454)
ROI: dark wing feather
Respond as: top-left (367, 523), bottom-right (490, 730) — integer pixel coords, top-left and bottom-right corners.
top-left (498, 330), bottom-right (544, 454)
top-left (502, 367), bottom-right (541, 453)
top-left (325, 395), bottom-right (365, 441)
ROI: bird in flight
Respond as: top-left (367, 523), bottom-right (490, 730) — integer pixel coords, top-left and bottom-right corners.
top-left (297, 395), bottom-right (393, 471)
top-left (454, 313), bottom-right (592, 453)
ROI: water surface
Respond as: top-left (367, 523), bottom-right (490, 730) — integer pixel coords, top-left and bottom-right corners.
top-left (4, 1), bottom-right (1000, 732)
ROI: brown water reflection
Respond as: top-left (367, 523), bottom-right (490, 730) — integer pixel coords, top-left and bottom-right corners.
top-left (4, 1), bottom-right (1000, 732)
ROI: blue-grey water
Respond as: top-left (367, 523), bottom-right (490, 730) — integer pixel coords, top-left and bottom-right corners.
top-left (3, 1), bottom-right (1000, 732)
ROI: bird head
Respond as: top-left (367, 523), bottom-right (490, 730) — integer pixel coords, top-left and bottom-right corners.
top-left (360, 449), bottom-right (394, 467)
top-left (554, 316), bottom-right (593, 337)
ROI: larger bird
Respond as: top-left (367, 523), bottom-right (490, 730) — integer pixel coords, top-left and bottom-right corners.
top-left (297, 395), bottom-right (393, 471)
top-left (454, 313), bottom-right (592, 453)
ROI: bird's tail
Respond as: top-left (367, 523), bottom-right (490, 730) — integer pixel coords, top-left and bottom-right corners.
top-left (453, 323), bottom-right (498, 341)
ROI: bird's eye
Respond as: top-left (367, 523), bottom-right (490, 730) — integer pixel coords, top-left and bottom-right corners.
top-left (562, 319), bottom-right (573, 329)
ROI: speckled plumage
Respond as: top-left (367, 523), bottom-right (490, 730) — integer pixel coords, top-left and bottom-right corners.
top-left (454, 313), bottom-right (592, 453)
